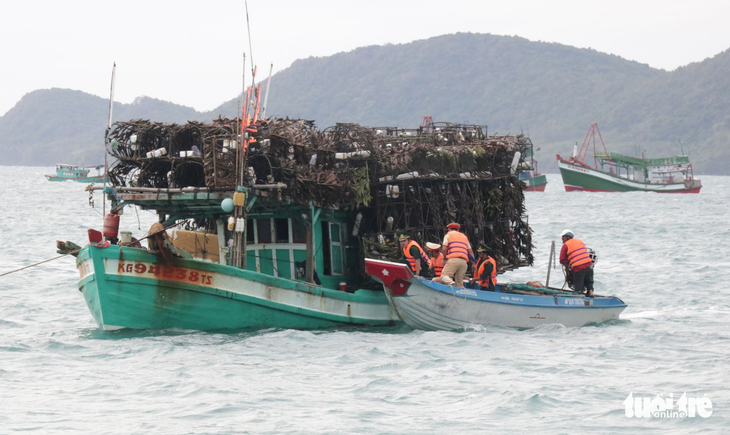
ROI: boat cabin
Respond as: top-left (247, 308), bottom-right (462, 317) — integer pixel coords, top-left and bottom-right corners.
top-left (56, 164), bottom-right (92, 178)
top-left (241, 211), bottom-right (354, 289)
top-left (594, 152), bottom-right (695, 184)
top-left (111, 186), bottom-right (362, 291)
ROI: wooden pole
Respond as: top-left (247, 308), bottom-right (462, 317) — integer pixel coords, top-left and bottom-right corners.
top-left (546, 240), bottom-right (555, 287)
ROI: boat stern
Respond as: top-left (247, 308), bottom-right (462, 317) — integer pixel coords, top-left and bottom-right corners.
top-left (684, 178), bottom-right (702, 193)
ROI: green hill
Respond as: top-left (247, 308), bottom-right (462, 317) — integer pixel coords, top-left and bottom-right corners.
top-left (1, 33), bottom-right (728, 174)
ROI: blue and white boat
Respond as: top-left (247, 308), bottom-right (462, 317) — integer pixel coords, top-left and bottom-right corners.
top-left (365, 258), bottom-right (627, 330)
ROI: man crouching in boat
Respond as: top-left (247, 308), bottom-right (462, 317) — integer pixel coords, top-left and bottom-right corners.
top-left (559, 229), bottom-right (594, 297)
top-left (433, 222), bottom-right (476, 287)
top-left (470, 243), bottom-right (496, 291)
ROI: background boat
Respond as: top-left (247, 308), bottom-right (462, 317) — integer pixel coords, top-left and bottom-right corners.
top-left (45, 164), bottom-right (105, 183)
top-left (556, 123), bottom-right (701, 193)
top-left (519, 140), bottom-right (547, 191)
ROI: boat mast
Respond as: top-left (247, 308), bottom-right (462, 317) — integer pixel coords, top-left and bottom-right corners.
top-left (230, 54), bottom-right (248, 269)
top-left (231, 1), bottom-right (259, 269)
top-left (103, 62), bottom-right (116, 217)
top-left (578, 123), bottom-right (614, 173)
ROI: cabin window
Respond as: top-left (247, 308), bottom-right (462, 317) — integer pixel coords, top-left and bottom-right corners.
top-left (320, 221), bottom-right (343, 276)
top-left (274, 218), bottom-right (290, 243)
top-left (292, 219), bottom-right (306, 243)
top-left (321, 221), bottom-right (331, 275)
top-left (246, 219), bottom-right (255, 243)
top-left (330, 223), bottom-right (343, 275)
top-left (257, 219), bottom-right (272, 244)
top-left (246, 217), bottom-right (308, 280)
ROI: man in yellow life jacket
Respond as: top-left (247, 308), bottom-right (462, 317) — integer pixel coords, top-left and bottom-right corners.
top-left (399, 233), bottom-right (431, 277)
top-left (559, 229), bottom-right (594, 297)
top-left (426, 242), bottom-right (444, 278)
top-left (433, 222), bottom-right (476, 287)
top-left (470, 243), bottom-right (496, 291)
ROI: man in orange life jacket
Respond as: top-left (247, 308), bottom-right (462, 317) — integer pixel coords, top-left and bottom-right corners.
top-left (426, 242), bottom-right (444, 278)
top-left (399, 233), bottom-right (431, 277)
top-left (559, 229), bottom-right (594, 297)
top-left (470, 243), bottom-right (496, 291)
top-left (433, 222), bottom-right (476, 287)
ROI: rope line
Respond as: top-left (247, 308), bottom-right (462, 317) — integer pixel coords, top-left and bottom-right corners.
top-left (0, 251), bottom-right (80, 277)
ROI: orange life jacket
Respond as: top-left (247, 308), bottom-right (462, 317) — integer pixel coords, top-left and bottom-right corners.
top-left (446, 231), bottom-right (470, 260)
top-left (565, 238), bottom-right (592, 268)
top-left (403, 240), bottom-right (430, 273)
top-left (431, 253), bottom-right (444, 277)
top-left (477, 256), bottom-right (497, 287)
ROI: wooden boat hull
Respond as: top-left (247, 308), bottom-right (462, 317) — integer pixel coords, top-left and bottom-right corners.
top-left (365, 259), bottom-right (626, 330)
top-left (77, 245), bottom-right (399, 331)
top-left (557, 159), bottom-right (701, 193)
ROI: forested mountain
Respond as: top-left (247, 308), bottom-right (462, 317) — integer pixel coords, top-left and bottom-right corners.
top-left (1, 33), bottom-right (728, 174)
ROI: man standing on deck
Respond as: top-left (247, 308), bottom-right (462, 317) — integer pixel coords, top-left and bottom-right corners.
top-left (434, 222), bottom-right (476, 287)
top-left (559, 229), bottom-right (594, 297)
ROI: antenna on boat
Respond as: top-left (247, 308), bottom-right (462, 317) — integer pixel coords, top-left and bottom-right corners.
top-left (239, 52), bottom-right (246, 185)
top-left (245, 0), bottom-right (255, 78)
top-left (103, 62), bottom-right (117, 217)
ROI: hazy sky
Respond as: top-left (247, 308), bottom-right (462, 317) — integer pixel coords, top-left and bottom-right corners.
top-left (1, 0), bottom-right (728, 116)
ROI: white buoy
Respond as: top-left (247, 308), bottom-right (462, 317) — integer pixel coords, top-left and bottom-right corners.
top-left (510, 152), bottom-right (521, 175)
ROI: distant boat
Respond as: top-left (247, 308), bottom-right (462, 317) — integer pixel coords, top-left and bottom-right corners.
top-left (519, 139), bottom-right (547, 191)
top-left (46, 164), bottom-right (105, 183)
top-left (365, 258), bottom-right (627, 330)
top-left (556, 123), bottom-right (701, 193)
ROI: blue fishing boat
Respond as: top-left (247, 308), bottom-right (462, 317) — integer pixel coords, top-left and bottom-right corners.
top-left (366, 258), bottom-right (627, 330)
top-left (46, 164), bottom-right (105, 183)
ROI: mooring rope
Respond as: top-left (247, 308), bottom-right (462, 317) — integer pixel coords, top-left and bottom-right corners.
top-left (0, 221), bottom-right (183, 278)
top-left (0, 251), bottom-right (80, 277)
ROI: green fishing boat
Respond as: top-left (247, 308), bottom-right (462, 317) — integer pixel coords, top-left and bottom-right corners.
top-left (557, 123), bottom-right (701, 193)
top-left (46, 164), bottom-right (105, 183)
top-left (77, 186), bottom-right (398, 330)
top-left (69, 66), bottom-right (533, 331)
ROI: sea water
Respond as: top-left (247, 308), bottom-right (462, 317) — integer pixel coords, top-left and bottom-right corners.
top-left (0, 167), bottom-right (727, 434)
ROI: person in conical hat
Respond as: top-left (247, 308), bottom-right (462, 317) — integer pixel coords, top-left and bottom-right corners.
top-left (425, 242), bottom-right (444, 278)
